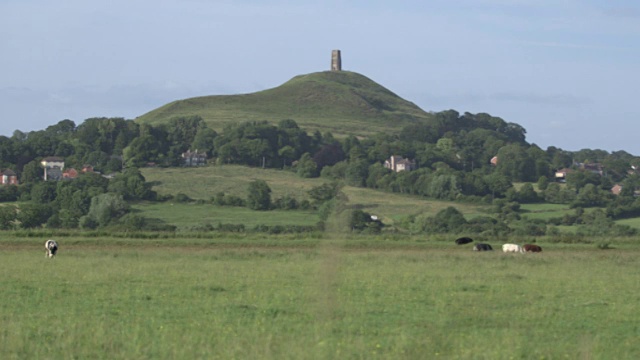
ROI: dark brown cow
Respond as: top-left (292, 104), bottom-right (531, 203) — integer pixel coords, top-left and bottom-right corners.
top-left (523, 244), bottom-right (542, 253)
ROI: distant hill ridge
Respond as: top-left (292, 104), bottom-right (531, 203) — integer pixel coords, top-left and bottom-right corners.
top-left (136, 71), bottom-right (433, 137)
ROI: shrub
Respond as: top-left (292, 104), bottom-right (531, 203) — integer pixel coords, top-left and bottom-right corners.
top-left (224, 195), bottom-right (245, 207)
top-left (217, 223), bottom-right (245, 232)
top-left (119, 214), bottom-right (147, 230)
top-left (0, 205), bottom-right (17, 230)
top-left (273, 194), bottom-right (299, 210)
top-left (246, 180), bottom-right (272, 211)
top-left (175, 193), bottom-right (192, 203)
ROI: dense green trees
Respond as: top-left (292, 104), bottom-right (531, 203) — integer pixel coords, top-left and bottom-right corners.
top-left (1, 112), bottom-right (636, 199)
top-left (213, 120), bottom-right (317, 168)
top-left (107, 168), bottom-right (155, 201)
top-left (0, 205), bottom-right (17, 229)
top-left (1, 109), bottom-right (640, 234)
top-left (84, 193), bottom-right (130, 228)
top-left (296, 153), bottom-right (318, 178)
top-left (348, 209), bottom-right (383, 233)
top-left (17, 203), bottom-right (53, 229)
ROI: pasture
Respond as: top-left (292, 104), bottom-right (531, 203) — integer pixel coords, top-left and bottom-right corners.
top-left (131, 202), bottom-right (320, 231)
top-left (140, 165), bottom-right (487, 228)
top-left (2, 236), bottom-right (639, 359)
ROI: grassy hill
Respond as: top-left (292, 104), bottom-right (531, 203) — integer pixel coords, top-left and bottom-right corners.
top-left (136, 71), bottom-right (433, 137)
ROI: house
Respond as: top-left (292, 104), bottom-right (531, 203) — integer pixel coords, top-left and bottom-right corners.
top-left (41, 156), bottom-right (65, 181)
top-left (554, 168), bottom-right (574, 182)
top-left (1, 169), bottom-right (18, 185)
top-left (579, 162), bottom-right (604, 176)
top-left (63, 168), bottom-right (79, 179)
top-left (611, 184), bottom-right (640, 196)
top-left (490, 156), bottom-right (498, 166)
top-left (182, 149), bottom-right (207, 166)
top-left (82, 164), bottom-right (94, 173)
top-left (611, 184), bottom-right (623, 195)
top-left (384, 155), bottom-right (416, 172)
top-left (555, 163), bottom-right (604, 182)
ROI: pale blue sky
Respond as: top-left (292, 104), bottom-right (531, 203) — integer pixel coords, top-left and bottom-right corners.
top-left (1, 0), bottom-right (639, 153)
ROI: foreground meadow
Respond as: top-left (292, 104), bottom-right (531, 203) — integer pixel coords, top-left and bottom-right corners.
top-left (1, 236), bottom-right (639, 359)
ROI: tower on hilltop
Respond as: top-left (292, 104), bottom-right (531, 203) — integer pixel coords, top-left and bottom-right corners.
top-left (331, 50), bottom-right (342, 71)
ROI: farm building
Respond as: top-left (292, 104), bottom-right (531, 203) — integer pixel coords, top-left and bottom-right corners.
top-left (1, 169), bottom-right (18, 185)
top-left (384, 155), bottom-right (416, 172)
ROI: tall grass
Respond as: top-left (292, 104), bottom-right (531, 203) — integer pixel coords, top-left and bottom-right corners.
top-left (2, 238), bottom-right (639, 359)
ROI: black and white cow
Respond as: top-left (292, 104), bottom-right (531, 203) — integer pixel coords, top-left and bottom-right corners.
top-left (45, 239), bottom-right (58, 258)
top-left (472, 243), bottom-right (493, 251)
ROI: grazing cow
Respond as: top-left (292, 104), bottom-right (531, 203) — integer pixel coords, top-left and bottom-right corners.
top-left (455, 237), bottom-right (473, 245)
top-left (523, 244), bottom-right (542, 253)
top-left (502, 243), bottom-right (524, 253)
top-left (45, 239), bottom-right (58, 258)
top-left (473, 243), bottom-right (493, 251)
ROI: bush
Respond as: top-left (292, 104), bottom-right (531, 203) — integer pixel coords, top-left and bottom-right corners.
top-left (224, 195), bottom-right (245, 207)
top-left (216, 223), bottom-right (245, 232)
top-left (252, 224), bottom-right (319, 234)
top-left (272, 194), bottom-right (299, 210)
top-left (0, 185), bottom-right (19, 202)
top-left (175, 193), bottom-right (192, 203)
top-left (299, 199), bottom-right (311, 210)
top-left (79, 215), bottom-right (98, 230)
top-left (119, 214), bottom-right (147, 230)
top-left (46, 214), bottom-right (62, 229)
top-left (17, 203), bottom-right (53, 229)
top-left (247, 179), bottom-right (272, 210)
top-left (0, 205), bottom-right (17, 230)
top-left (86, 193), bottom-right (130, 227)
top-left (348, 209), bottom-right (383, 233)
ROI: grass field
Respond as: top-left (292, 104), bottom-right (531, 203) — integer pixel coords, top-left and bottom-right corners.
top-left (131, 202), bottom-right (320, 231)
top-left (142, 165), bottom-right (326, 202)
top-left (518, 203), bottom-right (574, 221)
top-left (2, 235), bottom-right (639, 359)
top-left (140, 165), bottom-right (488, 228)
top-left (615, 217), bottom-right (640, 230)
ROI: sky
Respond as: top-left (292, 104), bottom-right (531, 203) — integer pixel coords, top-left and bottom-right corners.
top-left (1, 0), bottom-right (639, 154)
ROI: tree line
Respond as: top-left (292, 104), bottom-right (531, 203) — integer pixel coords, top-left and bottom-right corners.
top-left (2, 111), bottom-right (640, 233)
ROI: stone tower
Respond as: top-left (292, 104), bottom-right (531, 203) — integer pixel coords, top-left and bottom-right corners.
top-left (331, 50), bottom-right (342, 71)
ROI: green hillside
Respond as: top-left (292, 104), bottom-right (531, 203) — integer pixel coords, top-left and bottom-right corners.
top-left (136, 71), bottom-right (433, 137)
top-left (139, 166), bottom-right (487, 229)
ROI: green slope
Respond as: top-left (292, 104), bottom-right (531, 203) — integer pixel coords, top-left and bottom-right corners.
top-left (136, 71), bottom-right (433, 136)
top-left (140, 166), bottom-right (487, 229)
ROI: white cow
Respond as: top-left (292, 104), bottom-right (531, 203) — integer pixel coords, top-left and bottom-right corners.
top-left (502, 243), bottom-right (524, 253)
top-left (45, 239), bottom-right (58, 258)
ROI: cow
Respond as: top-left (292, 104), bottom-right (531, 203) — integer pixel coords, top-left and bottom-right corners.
top-left (502, 243), bottom-right (524, 253)
top-left (523, 244), bottom-right (542, 253)
top-left (455, 237), bottom-right (473, 245)
top-left (473, 243), bottom-right (493, 251)
top-left (45, 240), bottom-right (58, 258)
